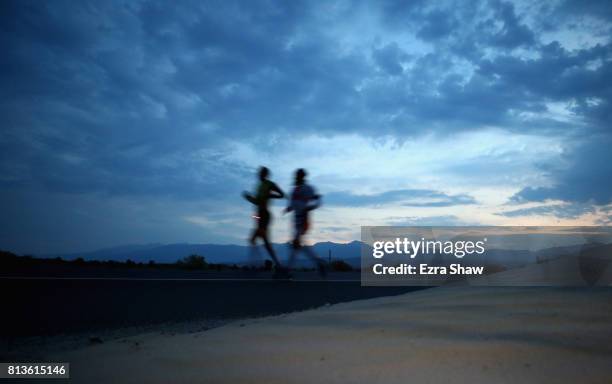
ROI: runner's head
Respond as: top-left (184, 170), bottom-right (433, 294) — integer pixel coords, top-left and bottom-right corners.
top-left (259, 166), bottom-right (269, 181)
top-left (295, 168), bottom-right (306, 185)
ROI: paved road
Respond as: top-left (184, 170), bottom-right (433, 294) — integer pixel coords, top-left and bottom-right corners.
top-left (1, 272), bottom-right (423, 338)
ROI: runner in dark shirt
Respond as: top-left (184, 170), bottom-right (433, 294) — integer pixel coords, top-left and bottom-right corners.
top-left (243, 166), bottom-right (285, 269)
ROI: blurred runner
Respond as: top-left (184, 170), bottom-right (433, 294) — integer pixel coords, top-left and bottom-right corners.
top-left (243, 166), bottom-right (285, 272)
top-left (285, 168), bottom-right (326, 277)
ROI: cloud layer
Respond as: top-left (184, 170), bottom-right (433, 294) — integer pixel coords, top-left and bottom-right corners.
top-left (1, 0), bottom-right (611, 253)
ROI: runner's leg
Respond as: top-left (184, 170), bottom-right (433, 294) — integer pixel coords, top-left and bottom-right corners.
top-left (260, 211), bottom-right (281, 267)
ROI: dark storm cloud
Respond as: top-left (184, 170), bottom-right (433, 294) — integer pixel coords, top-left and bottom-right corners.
top-left (0, 0), bottom-right (308, 199)
top-left (557, 0), bottom-right (612, 21)
top-left (485, 1), bottom-right (536, 48)
top-left (0, 0), bottom-right (611, 252)
top-left (386, 215), bottom-right (471, 226)
top-left (416, 10), bottom-right (458, 41)
top-left (357, 2), bottom-right (611, 140)
top-left (477, 42), bottom-right (612, 127)
top-left (372, 42), bottom-right (408, 76)
top-left (496, 204), bottom-right (594, 219)
top-left (325, 189), bottom-right (476, 207)
top-left (510, 135), bottom-right (612, 205)
top-left (2, 0), bottom-right (610, 200)
top-left (388, 1), bottom-right (612, 207)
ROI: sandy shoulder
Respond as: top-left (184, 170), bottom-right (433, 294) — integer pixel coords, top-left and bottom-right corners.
top-left (58, 287), bottom-right (612, 384)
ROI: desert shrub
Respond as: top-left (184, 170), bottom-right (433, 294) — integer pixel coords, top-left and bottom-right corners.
top-left (177, 254), bottom-right (208, 270)
top-left (264, 259), bottom-right (273, 271)
top-left (330, 260), bottom-right (352, 272)
top-left (73, 257), bottom-right (85, 265)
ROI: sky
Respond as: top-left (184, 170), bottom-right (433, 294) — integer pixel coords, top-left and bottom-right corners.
top-left (1, 0), bottom-right (611, 254)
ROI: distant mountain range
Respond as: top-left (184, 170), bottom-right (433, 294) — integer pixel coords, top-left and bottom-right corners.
top-left (41, 241), bottom-right (364, 267)
top-left (39, 241), bottom-right (606, 269)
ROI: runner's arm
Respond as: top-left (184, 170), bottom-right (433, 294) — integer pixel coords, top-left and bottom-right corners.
top-left (284, 189), bottom-right (294, 213)
top-left (284, 202), bottom-right (294, 213)
top-left (306, 193), bottom-right (321, 211)
top-left (242, 191), bottom-right (257, 205)
top-left (269, 183), bottom-right (285, 199)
